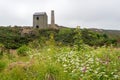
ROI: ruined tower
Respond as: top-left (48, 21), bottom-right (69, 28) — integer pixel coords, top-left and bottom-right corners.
top-left (33, 12), bottom-right (48, 28)
top-left (51, 10), bottom-right (55, 26)
top-left (50, 10), bottom-right (58, 29)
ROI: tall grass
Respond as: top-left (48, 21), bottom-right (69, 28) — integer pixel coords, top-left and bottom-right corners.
top-left (0, 40), bottom-right (119, 80)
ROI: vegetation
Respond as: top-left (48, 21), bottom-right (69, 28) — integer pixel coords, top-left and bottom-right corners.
top-left (0, 27), bottom-right (119, 49)
top-left (0, 26), bottom-right (120, 80)
top-left (0, 40), bottom-right (119, 80)
top-left (17, 45), bottom-right (30, 56)
top-left (0, 27), bottom-right (37, 49)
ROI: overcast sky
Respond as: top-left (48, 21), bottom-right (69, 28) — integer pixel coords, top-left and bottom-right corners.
top-left (0, 0), bottom-right (120, 30)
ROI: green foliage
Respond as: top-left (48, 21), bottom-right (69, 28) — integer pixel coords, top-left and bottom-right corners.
top-left (0, 27), bottom-right (119, 49)
top-left (47, 33), bottom-right (56, 46)
top-left (0, 44), bottom-right (5, 59)
top-left (0, 26), bottom-right (120, 80)
top-left (81, 28), bottom-right (117, 46)
top-left (0, 52), bottom-right (3, 59)
top-left (0, 27), bottom-right (39, 49)
top-left (74, 26), bottom-right (84, 51)
top-left (57, 28), bottom-right (74, 45)
top-left (0, 61), bottom-right (6, 72)
top-left (17, 45), bottom-right (30, 56)
top-left (0, 43), bottom-right (119, 80)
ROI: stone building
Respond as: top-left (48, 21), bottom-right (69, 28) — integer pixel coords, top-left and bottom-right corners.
top-left (33, 12), bottom-right (48, 28)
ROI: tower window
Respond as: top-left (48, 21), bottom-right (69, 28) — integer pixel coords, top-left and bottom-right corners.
top-left (36, 17), bottom-right (39, 20)
top-left (36, 25), bottom-right (39, 28)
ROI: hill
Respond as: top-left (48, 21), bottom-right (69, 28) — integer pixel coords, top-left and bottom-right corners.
top-left (89, 28), bottom-right (120, 39)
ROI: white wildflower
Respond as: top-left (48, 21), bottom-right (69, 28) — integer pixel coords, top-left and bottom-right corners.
top-left (94, 71), bottom-right (98, 74)
top-left (114, 75), bottom-right (119, 79)
top-left (88, 58), bottom-right (94, 62)
top-left (29, 55), bottom-right (33, 59)
top-left (104, 75), bottom-right (108, 77)
top-left (47, 48), bottom-right (51, 51)
top-left (63, 64), bottom-right (67, 67)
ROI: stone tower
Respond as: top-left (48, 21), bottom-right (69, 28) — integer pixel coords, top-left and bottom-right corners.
top-left (50, 10), bottom-right (58, 29)
top-left (33, 12), bottom-right (48, 28)
top-left (51, 10), bottom-right (55, 26)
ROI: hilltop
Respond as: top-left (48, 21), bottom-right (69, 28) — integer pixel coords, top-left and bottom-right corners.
top-left (89, 28), bottom-right (120, 39)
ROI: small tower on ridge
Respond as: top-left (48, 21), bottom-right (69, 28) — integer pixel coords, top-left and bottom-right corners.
top-left (50, 10), bottom-right (58, 29)
top-left (51, 10), bottom-right (55, 26)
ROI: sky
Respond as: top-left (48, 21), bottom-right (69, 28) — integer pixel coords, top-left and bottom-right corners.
top-left (0, 0), bottom-right (120, 30)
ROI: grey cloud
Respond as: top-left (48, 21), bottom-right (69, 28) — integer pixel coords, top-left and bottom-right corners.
top-left (0, 0), bottom-right (120, 30)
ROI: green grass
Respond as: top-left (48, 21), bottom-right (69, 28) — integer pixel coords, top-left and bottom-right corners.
top-left (0, 44), bottom-right (119, 80)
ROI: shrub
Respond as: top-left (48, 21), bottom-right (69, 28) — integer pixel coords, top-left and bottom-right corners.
top-left (0, 50), bottom-right (3, 59)
top-left (0, 44), bottom-right (4, 59)
top-left (74, 26), bottom-right (84, 51)
top-left (0, 61), bottom-right (6, 72)
top-left (17, 45), bottom-right (30, 56)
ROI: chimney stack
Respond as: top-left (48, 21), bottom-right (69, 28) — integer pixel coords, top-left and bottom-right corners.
top-left (51, 10), bottom-right (55, 26)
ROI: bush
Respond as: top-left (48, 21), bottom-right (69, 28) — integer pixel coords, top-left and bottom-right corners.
top-left (0, 52), bottom-right (3, 59)
top-left (0, 44), bottom-right (4, 59)
top-left (17, 45), bottom-right (30, 56)
top-left (0, 61), bottom-right (6, 72)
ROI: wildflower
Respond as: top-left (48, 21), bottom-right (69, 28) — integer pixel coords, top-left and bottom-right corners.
top-left (88, 58), bottom-right (94, 62)
top-left (72, 69), bottom-right (76, 73)
top-left (94, 71), bottom-right (98, 74)
top-left (64, 70), bottom-right (67, 72)
top-left (69, 51), bottom-right (73, 55)
top-left (47, 48), bottom-right (51, 51)
top-left (63, 64), bottom-right (67, 67)
top-left (81, 66), bottom-right (87, 73)
top-left (104, 75), bottom-right (108, 77)
top-left (114, 75), bottom-right (119, 79)
top-left (29, 55), bottom-right (33, 59)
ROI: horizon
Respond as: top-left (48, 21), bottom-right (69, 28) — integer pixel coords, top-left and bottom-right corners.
top-left (1, 25), bottom-right (120, 31)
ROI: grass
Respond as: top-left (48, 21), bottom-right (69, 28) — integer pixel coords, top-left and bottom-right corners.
top-left (0, 44), bottom-right (119, 80)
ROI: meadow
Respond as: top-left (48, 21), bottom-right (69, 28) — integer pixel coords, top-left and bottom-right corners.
top-left (0, 40), bottom-right (120, 80)
top-left (0, 27), bottom-right (120, 80)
